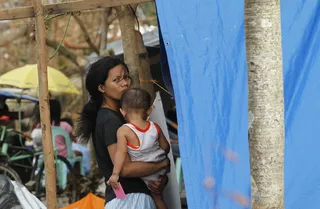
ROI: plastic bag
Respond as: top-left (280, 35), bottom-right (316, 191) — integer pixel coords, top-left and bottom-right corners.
top-left (0, 175), bottom-right (22, 209)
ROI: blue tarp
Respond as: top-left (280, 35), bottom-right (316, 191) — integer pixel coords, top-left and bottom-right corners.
top-left (156, 17), bottom-right (174, 97)
top-left (156, 1), bottom-right (250, 209)
top-left (156, 0), bottom-right (320, 208)
top-left (282, 1), bottom-right (320, 208)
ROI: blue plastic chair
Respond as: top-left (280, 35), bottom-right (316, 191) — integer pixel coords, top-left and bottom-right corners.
top-left (52, 126), bottom-right (85, 180)
top-left (39, 126), bottom-right (84, 190)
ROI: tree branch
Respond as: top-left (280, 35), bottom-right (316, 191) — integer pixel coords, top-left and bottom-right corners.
top-left (45, 38), bottom-right (79, 66)
top-left (73, 15), bottom-right (100, 55)
top-left (62, 39), bottom-right (91, 50)
top-left (49, 13), bottom-right (71, 60)
top-left (107, 8), bottom-right (118, 24)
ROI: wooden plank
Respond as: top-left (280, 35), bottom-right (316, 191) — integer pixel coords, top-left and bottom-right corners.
top-left (0, 0), bottom-right (153, 21)
top-left (0, 6), bottom-right (34, 20)
top-left (32, 0), bottom-right (57, 208)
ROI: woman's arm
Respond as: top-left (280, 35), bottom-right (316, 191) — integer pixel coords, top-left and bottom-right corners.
top-left (108, 144), bottom-right (169, 178)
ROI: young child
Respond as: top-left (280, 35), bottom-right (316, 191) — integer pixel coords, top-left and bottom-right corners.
top-left (107, 88), bottom-right (170, 209)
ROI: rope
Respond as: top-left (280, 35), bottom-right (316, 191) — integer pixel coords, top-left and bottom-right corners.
top-left (140, 79), bottom-right (173, 98)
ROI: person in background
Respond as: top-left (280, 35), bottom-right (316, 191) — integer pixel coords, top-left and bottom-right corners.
top-left (60, 117), bottom-right (91, 175)
top-left (31, 99), bottom-right (67, 158)
top-left (0, 95), bottom-right (9, 113)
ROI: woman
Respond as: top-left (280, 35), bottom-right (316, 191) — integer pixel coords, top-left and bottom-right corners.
top-left (76, 57), bottom-right (169, 208)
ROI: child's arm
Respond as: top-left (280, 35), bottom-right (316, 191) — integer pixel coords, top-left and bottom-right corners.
top-left (107, 127), bottom-right (128, 189)
top-left (157, 126), bottom-right (170, 154)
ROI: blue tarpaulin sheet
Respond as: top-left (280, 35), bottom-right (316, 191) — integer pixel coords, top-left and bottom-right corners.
top-left (282, 1), bottom-right (320, 208)
top-left (156, 0), bottom-right (320, 208)
top-left (156, 1), bottom-right (250, 208)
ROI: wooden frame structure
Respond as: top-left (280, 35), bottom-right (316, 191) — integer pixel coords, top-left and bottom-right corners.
top-left (0, 0), bottom-right (152, 208)
top-left (0, 0), bottom-right (152, 20)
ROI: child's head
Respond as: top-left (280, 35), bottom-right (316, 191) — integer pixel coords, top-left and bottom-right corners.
top-left (120, 88), bottom-right (152, 120)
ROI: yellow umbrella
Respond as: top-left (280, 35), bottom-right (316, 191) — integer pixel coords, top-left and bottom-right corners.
top-left (0, 64), bottom-right (80, 95)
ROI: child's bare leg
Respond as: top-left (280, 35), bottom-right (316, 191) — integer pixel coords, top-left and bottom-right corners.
top-left (151, 192), bottom-right (167, 209)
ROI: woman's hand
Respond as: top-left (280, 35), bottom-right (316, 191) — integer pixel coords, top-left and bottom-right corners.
top-left (147, 175), bottom-right (168, 195)
top-left (161, 157), bottom-right (171, 173)
top-left (162, 156), bottom-right (171, 174)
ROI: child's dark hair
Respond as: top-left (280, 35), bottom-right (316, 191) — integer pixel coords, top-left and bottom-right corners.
top-left (50, 99), bottom-right (61, 125)
top-left (120, 88), bottom-right (152, 112)
top-left (75, 56), bottom-right (129, 143)
top-left (61, 117), bottom-right (73, 127)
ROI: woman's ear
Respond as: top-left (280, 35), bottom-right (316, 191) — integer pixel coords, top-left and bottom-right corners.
top-left (98, 84), bottom-right (105, 93)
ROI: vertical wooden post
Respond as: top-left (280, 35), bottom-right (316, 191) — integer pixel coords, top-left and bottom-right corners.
top-left (32, 0), bottom-right (57, 208)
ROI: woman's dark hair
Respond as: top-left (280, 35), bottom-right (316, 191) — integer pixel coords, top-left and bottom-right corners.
top-left (75, 57), bottom-right (128, 143)
top-left (120, 88), bottom-right (152, 111)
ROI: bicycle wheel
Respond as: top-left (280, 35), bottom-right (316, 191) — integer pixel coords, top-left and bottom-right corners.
top-left (0, 164), bottom-right (22, 183)
top-left (35, 155), bottom-right (77, 203)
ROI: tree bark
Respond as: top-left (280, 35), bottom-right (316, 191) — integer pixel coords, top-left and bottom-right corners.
top-left (115, 5), bottom-right (140, 87)
top-left (135, 30), bottom-right (154, 97)
top-left (115, 5), bottom-right (154, 97)
top-left (99, 8), bottom-right (111, 55)
top-left (244, 0), bottom-right (285, 208)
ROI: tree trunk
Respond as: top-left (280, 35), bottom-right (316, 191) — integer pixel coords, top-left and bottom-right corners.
top-left (115, 5), bottom-right (154, 97)
top-left (244, 0), bottom-right (285, 208)
top-left (135, 30), bottom-right (154, 98)
top-left (99, 8), bottom-right (111, 55)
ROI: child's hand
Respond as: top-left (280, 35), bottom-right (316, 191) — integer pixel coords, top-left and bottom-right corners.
top-left (107, 174), bottom-right (120, 190)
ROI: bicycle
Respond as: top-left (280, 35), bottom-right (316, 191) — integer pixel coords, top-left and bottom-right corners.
top-left (0, 119), bottom-right (77, 203)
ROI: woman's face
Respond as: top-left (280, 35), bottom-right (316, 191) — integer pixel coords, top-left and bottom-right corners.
top-left (101, 64), bottom-right (131, 100)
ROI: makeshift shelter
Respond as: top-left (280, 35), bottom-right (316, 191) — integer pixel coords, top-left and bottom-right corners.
top-left (0, 1), bottom-right (154, 208)
top-left (156, 0), bottom-right (320, 208)
top-left (1, 0), bottom-right (319, 208)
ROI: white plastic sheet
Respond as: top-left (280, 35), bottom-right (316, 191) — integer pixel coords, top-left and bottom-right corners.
top-left (12, 181), bottom-right (46, 209)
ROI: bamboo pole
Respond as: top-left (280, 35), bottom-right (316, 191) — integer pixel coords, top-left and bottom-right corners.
top-left (32, 0), bottom-right (57, 208)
